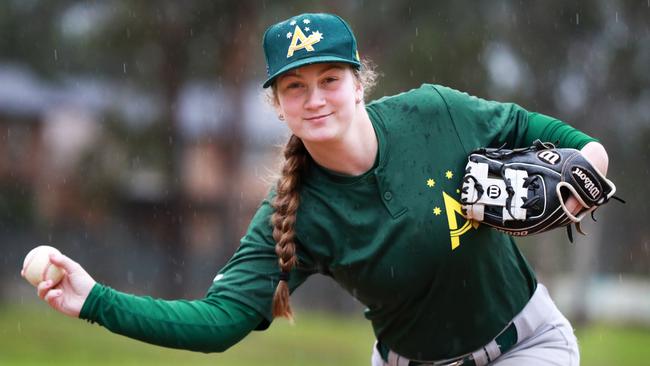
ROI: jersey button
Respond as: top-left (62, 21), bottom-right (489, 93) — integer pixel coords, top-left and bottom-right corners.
top-left (383, 191), bottom-right (393, 201)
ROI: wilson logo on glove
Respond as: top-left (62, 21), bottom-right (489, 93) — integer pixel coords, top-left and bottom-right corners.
top-left (537, 150), bottom-right (561, 165)
top-left (571, 167), bottom-right (601, 200)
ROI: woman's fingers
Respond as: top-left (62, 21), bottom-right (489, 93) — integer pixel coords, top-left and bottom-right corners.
top-left (37, 279), bottom-right (54, 299)
top-left (38, 279), bottom-right (66, 312)
top-left (564, 196), bottom-right (584, 215)
top-left (44, 288), bottom-right (63, 304)
top-left (32, 253), bottom-right (94, 318)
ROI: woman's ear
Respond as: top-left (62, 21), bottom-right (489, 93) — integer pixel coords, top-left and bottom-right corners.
top-left (355, 82), bottom-right (364, 104)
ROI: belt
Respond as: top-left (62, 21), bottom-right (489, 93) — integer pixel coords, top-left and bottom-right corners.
top-left (378, 321), bottom-right (518, 366)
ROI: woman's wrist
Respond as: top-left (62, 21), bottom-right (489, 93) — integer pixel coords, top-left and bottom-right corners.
top-left (79, 282), bottom-right (104, 321)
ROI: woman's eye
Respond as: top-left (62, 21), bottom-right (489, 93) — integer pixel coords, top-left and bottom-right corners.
top-left (324, 77), bottom-right (338, 83)
top-left (286, 82), bottom-right (302, 89)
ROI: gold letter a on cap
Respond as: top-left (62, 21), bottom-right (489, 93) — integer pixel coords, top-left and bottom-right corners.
top-left (287, 26), bottom-right (322, 58)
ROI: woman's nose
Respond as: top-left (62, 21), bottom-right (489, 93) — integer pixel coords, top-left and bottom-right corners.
top-left (304, 87), bottom-right (326, 109)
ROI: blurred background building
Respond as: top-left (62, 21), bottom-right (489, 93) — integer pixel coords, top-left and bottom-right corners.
top-left (1, 0), bottom-right (648, 326)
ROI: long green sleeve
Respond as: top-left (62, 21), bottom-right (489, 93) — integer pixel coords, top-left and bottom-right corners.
top-left (432, 85), bottom-right (598, 153)
top-left (523, 112), bottom-right (598, 149)
top-left (79, 283), bottom-right (264, 353)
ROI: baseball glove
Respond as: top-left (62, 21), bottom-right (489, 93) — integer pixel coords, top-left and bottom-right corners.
top-left (460, 140), bottom-right (623, 241)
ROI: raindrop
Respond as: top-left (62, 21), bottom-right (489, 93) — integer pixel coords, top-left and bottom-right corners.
top-left (53, 49), bottom-right (58, 61)
top-left (615, 12), bottom-right (619, 23)
top-left (17, 322), bottom-right (21, 333)
top-left (123, 63), bottom-right (127, 74)
top-left (576, 13), bottom-right (579, 25)
top-left (390, 266), bottom-right (394, 278)
top-left (618, 273), bottom-right (623, 283)
top-left (415, 27), bottom-right (419, 37)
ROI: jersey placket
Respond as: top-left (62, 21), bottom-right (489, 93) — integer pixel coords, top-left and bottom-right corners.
top-left (374, 166), bottom-right (408, 219)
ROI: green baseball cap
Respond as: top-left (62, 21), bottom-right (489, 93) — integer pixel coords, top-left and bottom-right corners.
top-left (262, 13), bottom-right (361, 88)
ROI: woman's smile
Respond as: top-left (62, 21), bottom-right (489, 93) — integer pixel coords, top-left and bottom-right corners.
top-left (304, 112), bottom-right (334, 123)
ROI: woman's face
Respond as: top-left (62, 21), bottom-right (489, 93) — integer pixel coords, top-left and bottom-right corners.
top-left (274, 63), bottom-right (363, 144)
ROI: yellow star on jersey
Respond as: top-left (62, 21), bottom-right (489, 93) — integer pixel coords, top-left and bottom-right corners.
top-left (427, 178), bottom-right (435, 187)
top-left (433, 207), bottom-right (442, 215)
top-left (445, 170), bottom-right (454, 179)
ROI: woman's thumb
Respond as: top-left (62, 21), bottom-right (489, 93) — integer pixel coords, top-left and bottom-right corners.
top-left (49, 253), bottom-right (80, 273)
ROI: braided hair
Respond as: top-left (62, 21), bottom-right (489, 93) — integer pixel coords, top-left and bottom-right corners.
top-left (270, 134), bottom-right (309, 320)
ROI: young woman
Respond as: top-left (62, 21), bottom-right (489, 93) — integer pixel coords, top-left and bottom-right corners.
top-left (32, 13), bottom-right (608, 365)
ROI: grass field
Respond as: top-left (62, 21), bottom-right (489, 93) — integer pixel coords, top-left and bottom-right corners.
top-left (1, 303), bottom-right (649, 365)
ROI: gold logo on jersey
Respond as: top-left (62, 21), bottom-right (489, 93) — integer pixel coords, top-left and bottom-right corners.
top-left (426, 170), bottom-right (479, 250)
top-left (287, 25), bottom-right (323, 57)
top-left (443, 192), bottom-right (479, 250)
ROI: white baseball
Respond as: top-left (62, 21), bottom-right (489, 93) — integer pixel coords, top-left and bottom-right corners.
top-left (22, 245), bottom-right (65, 287)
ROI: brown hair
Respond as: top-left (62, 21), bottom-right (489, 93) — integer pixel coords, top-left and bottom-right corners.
top-left (269, 59), bottom-right (378, 320)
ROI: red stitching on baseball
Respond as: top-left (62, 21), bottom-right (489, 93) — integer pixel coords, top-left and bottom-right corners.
top-left (24, 252), bottom-right (36, 277)
top-left (42, 261), bottom-right (52, 282)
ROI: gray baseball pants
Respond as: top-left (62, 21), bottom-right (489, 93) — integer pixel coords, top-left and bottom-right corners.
top-left (371, 283), bottom-right (579, 366)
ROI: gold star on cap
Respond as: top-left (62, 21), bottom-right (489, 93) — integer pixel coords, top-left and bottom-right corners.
top-left (427, 178), bottom-right (435, 187)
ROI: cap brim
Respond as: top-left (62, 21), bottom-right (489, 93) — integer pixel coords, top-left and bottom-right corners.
top-left (262, 56), bottom-right (361, 88)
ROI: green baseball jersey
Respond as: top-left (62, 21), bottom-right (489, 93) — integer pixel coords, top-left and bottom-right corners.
top-left (80, 84), bottom-right (596, 359)
top-left (207, 84), bottom-right (595, 359)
